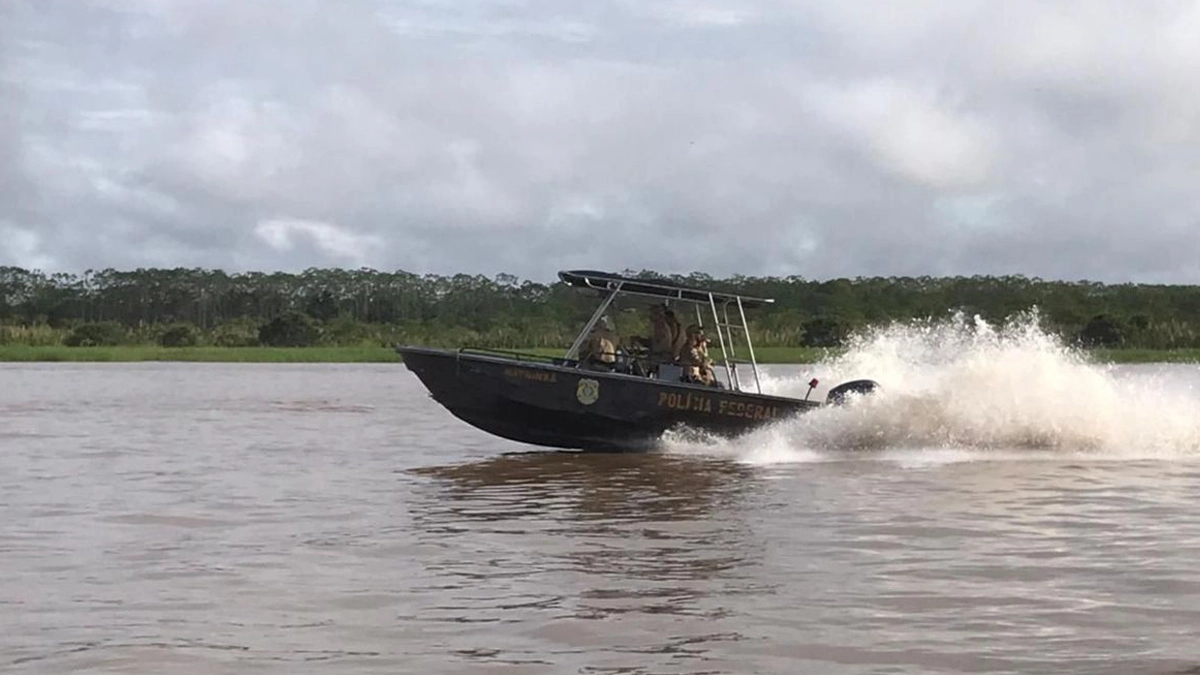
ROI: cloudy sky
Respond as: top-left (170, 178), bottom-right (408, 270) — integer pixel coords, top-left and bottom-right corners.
top-left (3, 0), bottom-right (1200, 282)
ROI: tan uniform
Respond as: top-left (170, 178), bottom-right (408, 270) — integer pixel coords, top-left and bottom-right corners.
top-left (681, 338), bottom-right (714, 385)
top-left (582, 329), bottom-right (617, 364)
top-left (650, 312), bottom-right (675, 361)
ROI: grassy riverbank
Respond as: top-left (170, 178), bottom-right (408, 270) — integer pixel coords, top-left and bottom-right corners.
top-left (2, 345), bottom-right (1199, 364)
top-left (1087, 349), bottom-right (1200, 363)
top-left (0, 345), bottom-right (401, 363)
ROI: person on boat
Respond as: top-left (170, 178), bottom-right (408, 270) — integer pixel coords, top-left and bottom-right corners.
top-left (648, 304), bottom-right (677, 366)
top-left (680, 324), bottom-right (716, 386)
top-left (580, 316), bottom-right (619, 368)
top-left (664, 308), bottom-right (686, 360)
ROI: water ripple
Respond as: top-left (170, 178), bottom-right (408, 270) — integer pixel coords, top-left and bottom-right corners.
top-left (5, 363), bottom-right (1200, 673)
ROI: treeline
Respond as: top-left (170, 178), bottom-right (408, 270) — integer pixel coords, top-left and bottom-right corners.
top-left (1, 266), bottom-right (1199, 349)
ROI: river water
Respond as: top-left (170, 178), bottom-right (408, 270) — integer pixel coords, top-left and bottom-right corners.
top-left (4, 338), bottom-right (1200, 673)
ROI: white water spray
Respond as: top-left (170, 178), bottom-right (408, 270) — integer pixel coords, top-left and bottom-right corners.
top-left (663, 311), bottom-right (1200, 463)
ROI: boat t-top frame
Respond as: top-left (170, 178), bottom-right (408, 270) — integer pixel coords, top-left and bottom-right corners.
top-left (557, 270), bottom-right (772, 394)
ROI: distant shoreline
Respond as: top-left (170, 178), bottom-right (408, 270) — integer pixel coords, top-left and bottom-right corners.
top-left (1, 345), bottom-right (1198, 364)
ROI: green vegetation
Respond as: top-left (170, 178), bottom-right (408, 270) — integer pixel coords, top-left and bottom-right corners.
top-left (0, 345), bottom-right (398, 363)
top-left (1088, 349), bottom-right (1200, 364)
top-left (158, 323), bottom-right (200, 348)
top-left (2, 344), bottom-right (1196, 364)
top-left (63, 321), bottom-right (124, 347)
top-left (258, 311), bottom-right (321, 347)
top-left (2, 266), bottom-right (1200, 363)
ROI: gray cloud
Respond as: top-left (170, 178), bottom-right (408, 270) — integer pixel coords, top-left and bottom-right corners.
top-left (3, 0), bottom-right (1200, 282)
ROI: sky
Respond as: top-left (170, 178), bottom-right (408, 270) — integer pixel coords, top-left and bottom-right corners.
top-left (3, 0), bottom-right (1200, 283)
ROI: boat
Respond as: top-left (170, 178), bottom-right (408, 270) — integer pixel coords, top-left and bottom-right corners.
top-left (396, 270), bottom-right (878, 451)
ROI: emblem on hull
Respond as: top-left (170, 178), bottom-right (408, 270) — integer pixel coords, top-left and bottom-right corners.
top-left (576, 378), bottom-right (600, 405)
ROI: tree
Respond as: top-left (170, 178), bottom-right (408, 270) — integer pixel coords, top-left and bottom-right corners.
top-left (5, 265), bottom-right (1200, 351)
top-left (210, 319), bottom-right (260, 347)
top-left (159, 323), bottom-right (199, 347)
top-left (801, 317), bottom-right (849, 347)
top-left (304, 290), bottom-right (339, 322)
top-left (258, 311), bottom-right (320, 347)
top-left (64, 322), bottom-right (124, 347)
top-left (1078, 314), bottom-right (1124, 347)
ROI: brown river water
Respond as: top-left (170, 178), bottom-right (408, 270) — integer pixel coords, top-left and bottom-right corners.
top-left (3, 352), bottom-right (1200, 674)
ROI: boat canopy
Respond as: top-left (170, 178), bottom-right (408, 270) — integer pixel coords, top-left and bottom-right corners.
top-left (557, 270), bottom-right (774, 309)
top-left (559, 269), bottom-right (769, 394)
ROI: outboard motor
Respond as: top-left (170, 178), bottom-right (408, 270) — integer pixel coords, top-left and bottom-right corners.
top-left (826, 379), bottom-right (881, 406)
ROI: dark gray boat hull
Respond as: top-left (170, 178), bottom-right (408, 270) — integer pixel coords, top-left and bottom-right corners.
top-left (397, 346), bottom-right (820, 452)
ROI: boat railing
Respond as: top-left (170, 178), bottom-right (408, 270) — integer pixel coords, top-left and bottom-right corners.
top-left (458, 347), bottom-right (577, 367)
top-left (461, 346), bottom-right (658, 377)
top-left (683, 294), bottom-right (762, 394)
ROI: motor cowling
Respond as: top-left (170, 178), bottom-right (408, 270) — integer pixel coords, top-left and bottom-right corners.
top-left (825, 379), bottom-right (881, 406)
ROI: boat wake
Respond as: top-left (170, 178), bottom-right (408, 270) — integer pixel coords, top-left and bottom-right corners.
top-left (662, 311), bottom-right (1200, 464)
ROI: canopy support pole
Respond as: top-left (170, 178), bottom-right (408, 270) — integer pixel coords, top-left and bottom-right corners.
top-left (565, 283), bottom-right (622, 361)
